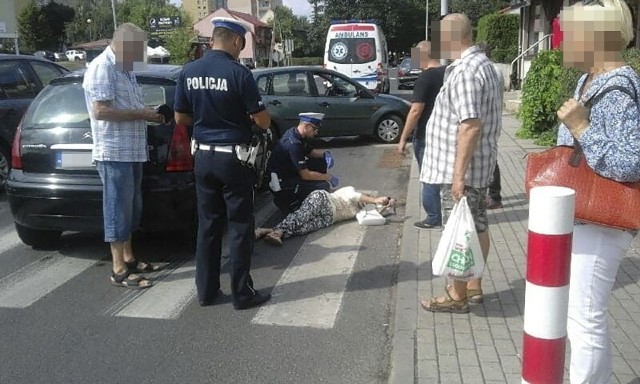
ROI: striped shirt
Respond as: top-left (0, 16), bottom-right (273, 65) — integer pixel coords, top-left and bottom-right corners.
top-left (420, 45), bottom-right (503, 188)
top-left (82, 46), bottom-right (148, 162)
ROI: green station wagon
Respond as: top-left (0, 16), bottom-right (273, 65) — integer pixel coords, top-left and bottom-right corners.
top-left (252, 66), bottom-right (410, 143)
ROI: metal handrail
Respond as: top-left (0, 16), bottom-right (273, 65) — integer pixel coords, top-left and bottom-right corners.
top-left (510, 34), bottom-right (553, 89)
top-left (511, 33), bottom-right (553, 69)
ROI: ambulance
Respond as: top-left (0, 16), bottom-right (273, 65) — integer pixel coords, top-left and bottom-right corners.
top-left (324, 20), bottom-right (390, 93)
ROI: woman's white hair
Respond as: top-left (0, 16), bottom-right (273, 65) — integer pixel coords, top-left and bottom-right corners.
top-left (559, 0), bottom-right (634, 47)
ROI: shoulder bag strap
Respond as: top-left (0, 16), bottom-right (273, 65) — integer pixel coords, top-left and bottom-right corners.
top-left (570, 74), bottom-right (638, 166)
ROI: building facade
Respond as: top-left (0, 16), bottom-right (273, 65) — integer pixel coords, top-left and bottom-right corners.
top-left (185, 0), bottom-right (282, 23)
top-left (193, 8), bottom-right (272, 64)
top-left (510, 0), bottom-right (640, 87)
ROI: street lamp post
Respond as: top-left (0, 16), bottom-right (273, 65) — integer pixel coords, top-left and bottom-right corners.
top-left (425, 0), bottom-right (429, 40)
top-left (440, 0), bottom-right (448, 65)
top-left (87, 19), bottom-right (92, 41)
top-left (110, 0), bottom-right (117, 30)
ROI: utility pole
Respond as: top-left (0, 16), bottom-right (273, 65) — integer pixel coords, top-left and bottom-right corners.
top-left (425, 0), bottom-right (429, 40)
top-left (440, 0), bottom-right (447, 65)
top-left (269, 14), bottom-right (277, 67)
top-left (110, 0), bottom-right (117, 30)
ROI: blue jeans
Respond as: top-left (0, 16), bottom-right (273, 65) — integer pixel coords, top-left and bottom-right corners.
top-left (413, 136), bottom-right (441, 225)
top-left (96, 161), bottom-right (143, 243)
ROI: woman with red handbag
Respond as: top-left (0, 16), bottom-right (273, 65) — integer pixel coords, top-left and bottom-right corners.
top-left (556, 1), bottom-right (640, 382)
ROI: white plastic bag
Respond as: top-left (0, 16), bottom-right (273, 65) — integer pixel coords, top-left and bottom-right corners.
top-left (356, 204), bottom-right (386, 226)
top-left (432, 196), bottom-right (485, 281)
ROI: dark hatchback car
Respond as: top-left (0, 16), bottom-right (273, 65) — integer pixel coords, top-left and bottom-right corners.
top-left (397, 57), bottom-right (422, 90)
top-left (252, 66), bottom-right (410, 143)
top-left (0, 55), bottom-right (70, 186)
top-left (6, 65), bottom-right (196, 248)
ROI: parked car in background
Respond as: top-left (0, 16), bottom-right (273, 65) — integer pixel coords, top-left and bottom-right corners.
top-left (65, 50), bottom-right (86, 61)
top-left (34, 51), bottom-right (56, 62)
top-left (53, 52), bottom-right (68, 62)
top-left (6, 65), bottom-right (196, 248)
top-left (397, 57), bottom-right (422, 90)
top-left (252, 66), bottom-right (410, 143)
top-left (0, 54), bottom-right (69, 187)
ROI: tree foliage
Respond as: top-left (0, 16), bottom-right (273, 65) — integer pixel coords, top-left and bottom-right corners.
top-left (18, 1), bottom-right (51, 52)
top-left (65, 0), bottom-right (117, 44)
top-left (117, 0), bottom-right (181, 34)
top-left (477, 14), bottom-right (518, 63)
top-left (164, 13), bottom-right (197, 65)
top-left (270, 6), bottom-right (312, 56)
top-left (308, 0), bottom-right (511, 54)
top-left (18, 0), bottom-right (74, 52)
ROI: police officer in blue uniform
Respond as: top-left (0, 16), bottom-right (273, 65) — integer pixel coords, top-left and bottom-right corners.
top-left (268, 113), bottom-right (339, 213)
top-left (174, 17), bottom-right (271, 310)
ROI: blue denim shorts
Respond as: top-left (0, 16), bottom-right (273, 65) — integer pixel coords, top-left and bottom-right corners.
top-left (96, 161), bottom-right (143, 242)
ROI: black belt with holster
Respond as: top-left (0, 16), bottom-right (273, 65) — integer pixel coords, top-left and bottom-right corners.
top-left (191, 129), bottom-right (272, 188)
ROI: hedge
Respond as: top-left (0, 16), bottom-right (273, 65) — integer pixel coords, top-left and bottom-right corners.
top-left (517, 48), bottom-right (640, 146)
top-left (477, 14), bottom-right (518, 64)
top-left (516, 50), bottom-right (582, 146)
top-left (290, 57), bottom-right (323, 66)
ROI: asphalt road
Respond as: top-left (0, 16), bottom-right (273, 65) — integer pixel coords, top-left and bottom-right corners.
top-left (0, 80), bottom-right (413, 383)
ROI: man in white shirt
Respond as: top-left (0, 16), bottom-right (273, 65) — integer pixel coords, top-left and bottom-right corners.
top-left (419, 14), bottom-right (504, 314)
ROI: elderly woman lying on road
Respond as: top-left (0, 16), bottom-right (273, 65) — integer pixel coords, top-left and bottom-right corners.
top-left (255, 186), bottom-right (396, 246)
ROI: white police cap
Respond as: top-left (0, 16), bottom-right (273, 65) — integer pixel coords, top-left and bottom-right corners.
top-left (211, 17), bottom-right (252, 36)
top-left (298, 112), bottom-right (325, 125)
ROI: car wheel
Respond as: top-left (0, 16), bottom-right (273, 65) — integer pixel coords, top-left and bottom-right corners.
top-left (375, 115), bottom-right (402, 143)
top-left (15, 223), bottom-right (61, 249)
top-left (0, 144), bottom-right (10, 189)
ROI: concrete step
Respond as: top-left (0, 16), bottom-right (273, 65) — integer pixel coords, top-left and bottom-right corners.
top-left (503, 90), bottom-right (522, 101)
top-left (504, 98), bottom-right (522, 114)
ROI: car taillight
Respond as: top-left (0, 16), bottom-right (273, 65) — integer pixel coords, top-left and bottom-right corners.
top-left (165, 124), bottom-right (193, 172)
top-left (11, 122), bottom-right (22, 170)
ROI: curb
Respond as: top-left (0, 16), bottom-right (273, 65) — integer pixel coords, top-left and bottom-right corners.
top-left (389, 155), bottom-right (421, 384)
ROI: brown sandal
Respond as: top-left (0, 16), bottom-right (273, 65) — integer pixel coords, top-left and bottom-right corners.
top-left (467, 288), bottom-right (484, 304)
top-left (420, 287), bottom-right (469, 314)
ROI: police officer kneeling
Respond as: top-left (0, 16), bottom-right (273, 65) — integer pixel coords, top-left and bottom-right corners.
top-left (268, 113), bottom-right (339, 213)
top-left (174, 17), bottom-right (271, 309)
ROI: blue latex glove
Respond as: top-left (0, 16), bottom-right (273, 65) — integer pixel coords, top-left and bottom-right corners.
top-left (324, 151), bottom-right (335, 169)
top-left (329, 175), bottom-right (340, 189)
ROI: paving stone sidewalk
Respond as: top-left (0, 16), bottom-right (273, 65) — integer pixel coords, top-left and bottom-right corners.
top-left (389, 114), bottom-right (640, 384)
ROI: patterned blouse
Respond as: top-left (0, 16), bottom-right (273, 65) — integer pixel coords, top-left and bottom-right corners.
top-left (557, 66), bottom-right (640, 182)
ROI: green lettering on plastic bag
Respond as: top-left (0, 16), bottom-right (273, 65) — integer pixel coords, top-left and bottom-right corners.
top-left (446, 231), bottom-right (476, 272)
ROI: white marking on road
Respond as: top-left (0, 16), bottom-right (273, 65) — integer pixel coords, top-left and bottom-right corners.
top-left (0, 255), bottom-right (96, 308)
top-left (252, 221), bottom-right (364, 329)
top-left (0, 230), bottom-right (22, 255)
top-left (106, 195), bottom-right (278, 320)
top-left (114, 263), bottom-right (197, 320)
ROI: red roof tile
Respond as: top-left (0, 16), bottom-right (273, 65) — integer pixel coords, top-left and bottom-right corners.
top-left (227, 9), bottom-right (269, 27)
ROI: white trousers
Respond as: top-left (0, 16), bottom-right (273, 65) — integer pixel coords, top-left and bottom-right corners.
top-left (567, 224), bottom-right (633, 384)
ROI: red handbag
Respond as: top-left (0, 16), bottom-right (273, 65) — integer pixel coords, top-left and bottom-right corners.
top-left (525, 144), bottom-right (640, 230)
top-left (525, 79), bottom-right (640, 230)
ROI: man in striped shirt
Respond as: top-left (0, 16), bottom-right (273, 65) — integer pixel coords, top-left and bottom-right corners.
top-left (420, 13), bottom-right (504, 314)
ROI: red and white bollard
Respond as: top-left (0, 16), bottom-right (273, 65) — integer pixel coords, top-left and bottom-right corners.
top-left (522, 186), bottom-right (575, 384)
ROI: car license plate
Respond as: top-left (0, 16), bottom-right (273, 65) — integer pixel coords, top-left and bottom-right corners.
top-left (56, 151), bottom-right (94, 169)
